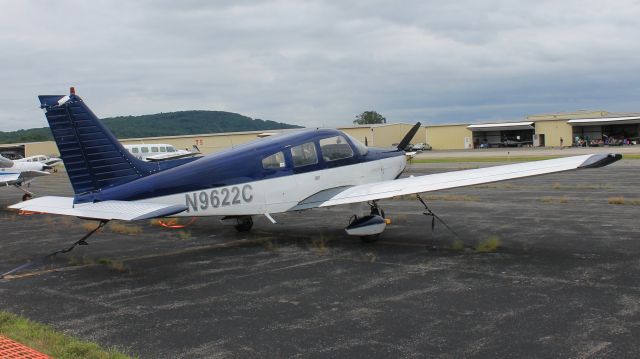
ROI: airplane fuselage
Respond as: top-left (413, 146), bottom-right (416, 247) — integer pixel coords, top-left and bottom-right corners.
top-left (73, 129), bottom-right (407, 216)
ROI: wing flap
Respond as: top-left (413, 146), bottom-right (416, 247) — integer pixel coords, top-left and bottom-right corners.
top-left (9, 196), bottom-right (187, 220)
top-left (293, 154), bottom-right (622, 210)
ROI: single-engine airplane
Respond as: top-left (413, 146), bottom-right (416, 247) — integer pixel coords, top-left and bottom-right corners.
top-left (1, 154), bottom-right (51, 200)
top-left (10, 88), bottom-right (622, 245)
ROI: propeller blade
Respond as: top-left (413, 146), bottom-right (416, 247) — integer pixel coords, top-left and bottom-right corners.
top-left (396, 122), bottom-right (421, 151)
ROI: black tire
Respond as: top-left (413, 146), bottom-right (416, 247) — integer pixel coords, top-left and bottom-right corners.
top-left (234, 217), bottom-right (253, 232)
top-left (22, 193), bottom-right (32, 201)
top-left (360, 234), bottom-right (380, 243)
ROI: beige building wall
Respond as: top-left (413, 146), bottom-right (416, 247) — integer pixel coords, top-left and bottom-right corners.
top-left (534, 120), bottom-right (573, 147)
top-left (21, 124), bottom-right (425, 158)
top-left (24, 141), bottom-right (59, 157)
top-left (426, 125), bottom-right (472, 150)
top-left (340, 124), bottom-right (426, 148)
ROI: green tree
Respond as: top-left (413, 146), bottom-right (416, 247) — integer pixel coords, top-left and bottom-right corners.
top-left (353, 111), bottom-right (386, 125)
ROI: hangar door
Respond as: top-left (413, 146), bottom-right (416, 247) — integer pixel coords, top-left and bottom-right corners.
top-left (467, 122), bottom-right (535, 148)
top-left (568, 117), bottom-right (640, 146)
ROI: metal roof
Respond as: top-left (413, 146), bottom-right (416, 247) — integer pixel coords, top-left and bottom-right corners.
top-left (567, 116), bottom-right (640, 126)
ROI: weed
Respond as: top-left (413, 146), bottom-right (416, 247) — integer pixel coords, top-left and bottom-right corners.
top-left (109, 223), bottom-right (143, 235)
top-left (262, 240), bottom-right (278, 252)
top-left (541, 196), bottom-right (569, 204)
top-left (365, 252), bottom-right (377, 262)
top-left (175, 230), bottom-right (192, 241)
top-left (608, 196), bottom-right (625, 205)
top-left (97, 258), bottom-right (129, 273)
top-left (476, 236), bottom-right (501, 253)
top-left (310, 236), bottom-right (328, 255)
top-left (67, 256), bottom-right (96, 266)
top-left (450, 240), bottom-right (465, 252)
top-left (608, 197), bottom-right (640, 205)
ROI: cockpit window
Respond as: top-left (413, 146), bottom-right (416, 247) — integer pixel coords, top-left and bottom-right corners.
top-left (320, 136), bottom-right (353, 161)
top-left (344, 133), bottom-right (368, 155)
top-left (262, 151), bottom-right (286, 169)
top-left (167, 146), bottom-right (176, 152)
top-left (291, 142), bottom-right (318, 167)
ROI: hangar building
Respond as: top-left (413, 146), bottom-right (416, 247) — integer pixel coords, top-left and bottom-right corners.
top-left (2, 111), bottom-right (638, 157)
top-left (426, 111), bottom-right (640, 150)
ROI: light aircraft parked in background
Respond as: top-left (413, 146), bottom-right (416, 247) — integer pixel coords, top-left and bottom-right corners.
top-left (1, 155), bottom-right (50, 200)
top-left (124, 144), bottom-right (200, 162)
top-left (11, 88), bottom-right (622, 245)
top-left (16, 154), bottom-right (63, 169)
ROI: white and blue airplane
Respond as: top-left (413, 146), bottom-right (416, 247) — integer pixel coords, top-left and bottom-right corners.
top-left (10, 88), bottom-right (622, 243)
top-left (1, 154), bottom-right (51, 200)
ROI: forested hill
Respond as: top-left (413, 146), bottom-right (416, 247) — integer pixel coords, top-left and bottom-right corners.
top-left (0, 110), bottom-right (302, 144)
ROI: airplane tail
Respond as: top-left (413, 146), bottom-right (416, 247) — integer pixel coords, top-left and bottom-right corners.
top-left (38, 88), bottom-right (157, 196)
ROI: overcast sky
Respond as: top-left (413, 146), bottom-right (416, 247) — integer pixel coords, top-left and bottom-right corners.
top-left (1, 0), bottom-right (640, 131)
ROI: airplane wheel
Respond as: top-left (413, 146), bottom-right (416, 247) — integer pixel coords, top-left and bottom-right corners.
top-left (22, 193), bottom-right (33, 201)
top-left (360, 234), bottom-right (380, 243)
top-left (234, 216), bottom-right (253, 232)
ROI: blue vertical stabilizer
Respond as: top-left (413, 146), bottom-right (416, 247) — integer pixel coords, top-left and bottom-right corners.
top-left (38, 91), bottom-right (157, 196)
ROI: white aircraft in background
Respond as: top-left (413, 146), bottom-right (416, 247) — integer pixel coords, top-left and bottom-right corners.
top-left (123, 144), bottom-right (200, 162)
top-left (0, 155), bottom-right (50, 200)
top-left (16, 155), bottom-right (63, 170)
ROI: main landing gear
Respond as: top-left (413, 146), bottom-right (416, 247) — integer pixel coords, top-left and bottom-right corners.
top-left (14, 184), bottom-right (34, 201)
top-left (234, 216), bottom-right (254, 232)
top-left (345, 201), bottom-right (387, 243)
top-left (221, 216), bottom-right (254, 232)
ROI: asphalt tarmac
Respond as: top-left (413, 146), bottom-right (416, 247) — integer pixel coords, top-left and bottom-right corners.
top-left (1, 159), bottom-right (639, 358)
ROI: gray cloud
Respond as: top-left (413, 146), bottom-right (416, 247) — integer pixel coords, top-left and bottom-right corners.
top-left (1, 0), bottom-right (639, 130)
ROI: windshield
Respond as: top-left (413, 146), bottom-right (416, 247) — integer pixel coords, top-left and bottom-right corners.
top-left (344, 133), bottom-right (368, 155)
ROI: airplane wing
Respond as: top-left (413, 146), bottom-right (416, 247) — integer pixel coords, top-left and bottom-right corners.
top-left (9, 196), bottom-right (187, 221)
top-left (292, 154), bottom-right (621, 210)
top-left (0, 173), bottom-right (21, 184)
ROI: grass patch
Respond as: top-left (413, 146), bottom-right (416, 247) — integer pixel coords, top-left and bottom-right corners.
top-left (0, 311), bottom-right (133, 358)
top-left (310, 236), bottom-right (329, 255)
top-left (97, 258), bottom-right (129, 273)
top-left (449, 240), bottom-right (465, 252)
top-left (608, 196), bottom-right (640, 205)
top-left (476, 236), bottom-right (501, 253)
top-left (175, 230), bottom-right (192, 241)
top-left (608, 196), bottom-right (625, 205)
top-left (541, 196), bottom-right (569, 204)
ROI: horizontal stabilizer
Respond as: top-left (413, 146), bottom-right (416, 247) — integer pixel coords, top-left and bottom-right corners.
top-left (9, 196), bottom-right (187, 220)
top-left (20, 170), bottom-right (51, 179)
top-left (293, 153), bottom-right (622, 210)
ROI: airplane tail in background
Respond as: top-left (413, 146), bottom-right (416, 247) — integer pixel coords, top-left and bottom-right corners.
top-left (38, 88), bottom-right (157, 196)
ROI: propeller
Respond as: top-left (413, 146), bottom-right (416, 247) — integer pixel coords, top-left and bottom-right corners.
top-left (396, 122), bottom-right (422, 151)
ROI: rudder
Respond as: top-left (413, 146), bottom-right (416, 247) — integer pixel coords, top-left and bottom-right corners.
top-left (39, 88), bottom-right (155, 195)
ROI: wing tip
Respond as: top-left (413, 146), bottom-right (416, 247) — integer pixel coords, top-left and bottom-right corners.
top-left (579, 153), bottom-right (623, 169)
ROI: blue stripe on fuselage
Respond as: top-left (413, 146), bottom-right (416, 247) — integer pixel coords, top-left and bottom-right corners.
top-left (74, 128), bottom-right (403, 203)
